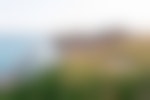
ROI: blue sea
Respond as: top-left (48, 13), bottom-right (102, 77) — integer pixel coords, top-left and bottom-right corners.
top-left (0, 32), bottom-right (58, 84)
top-left (0, 32), bottom-right (38, 82)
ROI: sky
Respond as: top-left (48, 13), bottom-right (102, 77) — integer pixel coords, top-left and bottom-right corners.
top-left (0, 0), bottom-right (150, 34)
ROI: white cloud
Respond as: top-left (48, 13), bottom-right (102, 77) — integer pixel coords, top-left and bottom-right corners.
top-left (0, 0), bottom-right (150, 32)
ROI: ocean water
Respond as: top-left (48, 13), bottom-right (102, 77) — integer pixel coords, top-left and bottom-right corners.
top-left (0, 32), bottom-right (58, 85)
top-left (0, 33), bottom-right (37, 84)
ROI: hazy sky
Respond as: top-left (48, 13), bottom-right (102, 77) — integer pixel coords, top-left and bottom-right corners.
top-left (0, 0), bottom-right (150, 33)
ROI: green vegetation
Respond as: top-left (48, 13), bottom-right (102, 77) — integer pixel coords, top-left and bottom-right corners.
top-left (0, 64), bottom-right (149, 100)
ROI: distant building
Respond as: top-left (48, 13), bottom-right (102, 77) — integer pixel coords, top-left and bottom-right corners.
top-left (57, 27), bottom-right (150, 80)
